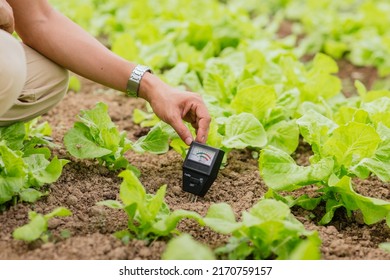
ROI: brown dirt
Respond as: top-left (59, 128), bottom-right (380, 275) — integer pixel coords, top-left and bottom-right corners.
top-left (337, 59), bottom-right (379, 97)
top-left (0, 71), bottom-right (390, 260)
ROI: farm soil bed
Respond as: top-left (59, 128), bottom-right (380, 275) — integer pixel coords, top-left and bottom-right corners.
top-left (1, 71), bottom-right (390, 260)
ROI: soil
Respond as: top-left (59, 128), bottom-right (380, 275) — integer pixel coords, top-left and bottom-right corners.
top-left (1, 67), bottom-right (390, 260)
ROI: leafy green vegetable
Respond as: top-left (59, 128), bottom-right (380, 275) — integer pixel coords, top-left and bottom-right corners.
top-left (203, 203), bottom-right (241, 234)
top-left (98, 170), bottom-right (203, 241)
top-left (13, 207), bottom-right (72, 242)
top-left (132, 107), bottom-right (160, 128)
top-left (258, 83), bottom-right (390, 224)
top-left (322, 122), bottom-right (381, 167)
top-left (302, 53), bottom-right (342, 101)
top-left (266, 120), bottom-right (299, 154)
top-left (254, 0), bottom-right (390, 76)
top-left (350, 124), bottom-right (390, 181)
top-left (132, 123), bottom-right (170, 154)
top-left (320, 176), bottom-right (390, 226)
top-left (221, 113), bottom-right (267, 149)
top-left (296, 109), bottom-right (337, 156)
top-left (0, 122), bottom-right (26, 150)
top-left (0, 143), bottom-right (25, 204)
top-left (0, 120), bottom-right (69, 207)
top-left (231, 84), bottom-right (277, 122)
top-left (204, 199), bottom-right (321, 260)
top-left (362, 97), bottom-right (390, 128)
top-left (162, 234), bottom-right (216, 260)
top-left (259, 146), bottom-right (334, 191)
top-left (64, 102), bottom-right (134, 170)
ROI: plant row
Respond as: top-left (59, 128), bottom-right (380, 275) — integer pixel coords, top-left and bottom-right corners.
top-left (4, 95), bottom-right (390, 258)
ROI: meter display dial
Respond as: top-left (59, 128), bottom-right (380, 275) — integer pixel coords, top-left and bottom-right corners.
top-left (187, 146), bottom-right (216, 166)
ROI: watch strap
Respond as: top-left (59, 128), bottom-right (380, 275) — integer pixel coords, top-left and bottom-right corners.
top-left (126, 64), bottom-right (152, 97)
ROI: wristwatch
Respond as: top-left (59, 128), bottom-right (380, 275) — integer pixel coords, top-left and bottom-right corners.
top-left (126, 64), bottom-right (153, 98)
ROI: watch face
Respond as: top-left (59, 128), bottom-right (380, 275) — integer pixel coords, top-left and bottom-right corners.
top-left (187, 146), bottom-right (216, 166)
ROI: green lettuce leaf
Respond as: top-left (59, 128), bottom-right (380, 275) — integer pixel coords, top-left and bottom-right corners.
top-left (12, 212), bottom-right (48, 242)
top-left (0, 122), bottom-right (25, 150)
top-left (303, 53), bottom-right (341, 101)
top-left (222, 113), bottom-right (267, 149)
top-left (24, 155), bottom-right (69, 187)
top-left (214, 199), bottom-right (321, 260)
top-left (296, 110), bottom-right (337, 156)
top-left (133, 125), bottom-right (170, 154)
top-left (266, 120), bottom-right (299, 154)
top-left (322, 122), bottom-right (381, 167)
top-left (0, 143), bottom-right (26, 204)
top-left (231, 84), bottom-right (277, 122)
top-left (13, 207), bottom-right (72, 242)
top-left (64, 123), bottom-right (112, 158)
top-left (162, 234), bottom-right (215, 260)
top-left (362, 97), bottom-right (390, 127)
top-left (132, 108), bottom-right (159, 128)
top-left (322, 176), bottom-right (390, 225)
top-left (350, 123), bottom-right (390, 181)
top-left (259, 146), bottom-right (334, 191)
top-left (101, 169), bottom-right (203, 240)
top-left (204, 203), bottom-right (241, 234)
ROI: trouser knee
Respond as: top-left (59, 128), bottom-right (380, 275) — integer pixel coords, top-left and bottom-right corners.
top-left (0, 30), bottom-right (27, 117)
top-left (0, 44), bottom-right (69, 126)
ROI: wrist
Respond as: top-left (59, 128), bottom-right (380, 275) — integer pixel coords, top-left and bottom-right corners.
top-left (138, 72), bottom-right (168, 103)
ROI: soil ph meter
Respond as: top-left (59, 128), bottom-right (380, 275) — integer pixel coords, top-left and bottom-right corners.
top-left (182, 141), bottom-right (224, 200)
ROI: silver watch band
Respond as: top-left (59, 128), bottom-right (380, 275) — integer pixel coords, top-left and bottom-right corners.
top-left (126, 64), bottom-right (152, 98)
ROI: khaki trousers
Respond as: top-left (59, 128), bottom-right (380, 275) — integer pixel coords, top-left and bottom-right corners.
top-left (0, 29), bottom-right (69, 126)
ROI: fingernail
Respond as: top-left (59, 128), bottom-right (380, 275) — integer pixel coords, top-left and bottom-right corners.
top-left (185, 137), bottom-right (193, 145)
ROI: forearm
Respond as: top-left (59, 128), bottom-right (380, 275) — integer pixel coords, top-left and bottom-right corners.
top-left (8, 0), bottom-right (210, 144)
top-left (10, 1), bottom-right (133, 93)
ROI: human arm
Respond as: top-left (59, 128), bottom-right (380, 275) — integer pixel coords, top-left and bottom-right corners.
top-left (8, 0), bottom-right (210, 144)
top-left (0, 0), bottom-right (13, 33)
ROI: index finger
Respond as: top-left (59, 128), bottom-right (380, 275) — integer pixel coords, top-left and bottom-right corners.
top-left (194, 107), bottom-right (211, 144)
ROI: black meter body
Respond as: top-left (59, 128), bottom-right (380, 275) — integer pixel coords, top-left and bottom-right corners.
top-left (182, 142), bottom-right (224, 197)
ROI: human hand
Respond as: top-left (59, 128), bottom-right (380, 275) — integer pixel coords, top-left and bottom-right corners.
top-left (0, 0), bottom-right (14, 34)
top-left (139, 74), bottom-right (211, 146)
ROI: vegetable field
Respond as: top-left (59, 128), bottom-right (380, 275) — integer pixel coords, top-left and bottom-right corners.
top-left (1, 0), bottom-right (390, 260)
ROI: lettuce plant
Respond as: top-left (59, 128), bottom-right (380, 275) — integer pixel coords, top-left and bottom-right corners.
top-left (64, 102), bottom-right (177, 172)
top-left (13, 207), bottom-right (72, 243)
top-left (64, 102), bottom-right (135, 171)
top-left (0, 120), bottom-right (69, 208)
top-left (204, 199), bottom-right (321, 260)
top-left (98, 170), bottom-right (203, 242)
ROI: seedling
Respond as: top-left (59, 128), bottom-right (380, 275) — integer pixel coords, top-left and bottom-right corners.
top-left (64, 102), bottom-right (136, 172)
top-left (182, 142), bottom-right (224, 201)
top-left (98, 170), bottom-right (204, 241)
top-left (12, 207), bottom-right (72, 243)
